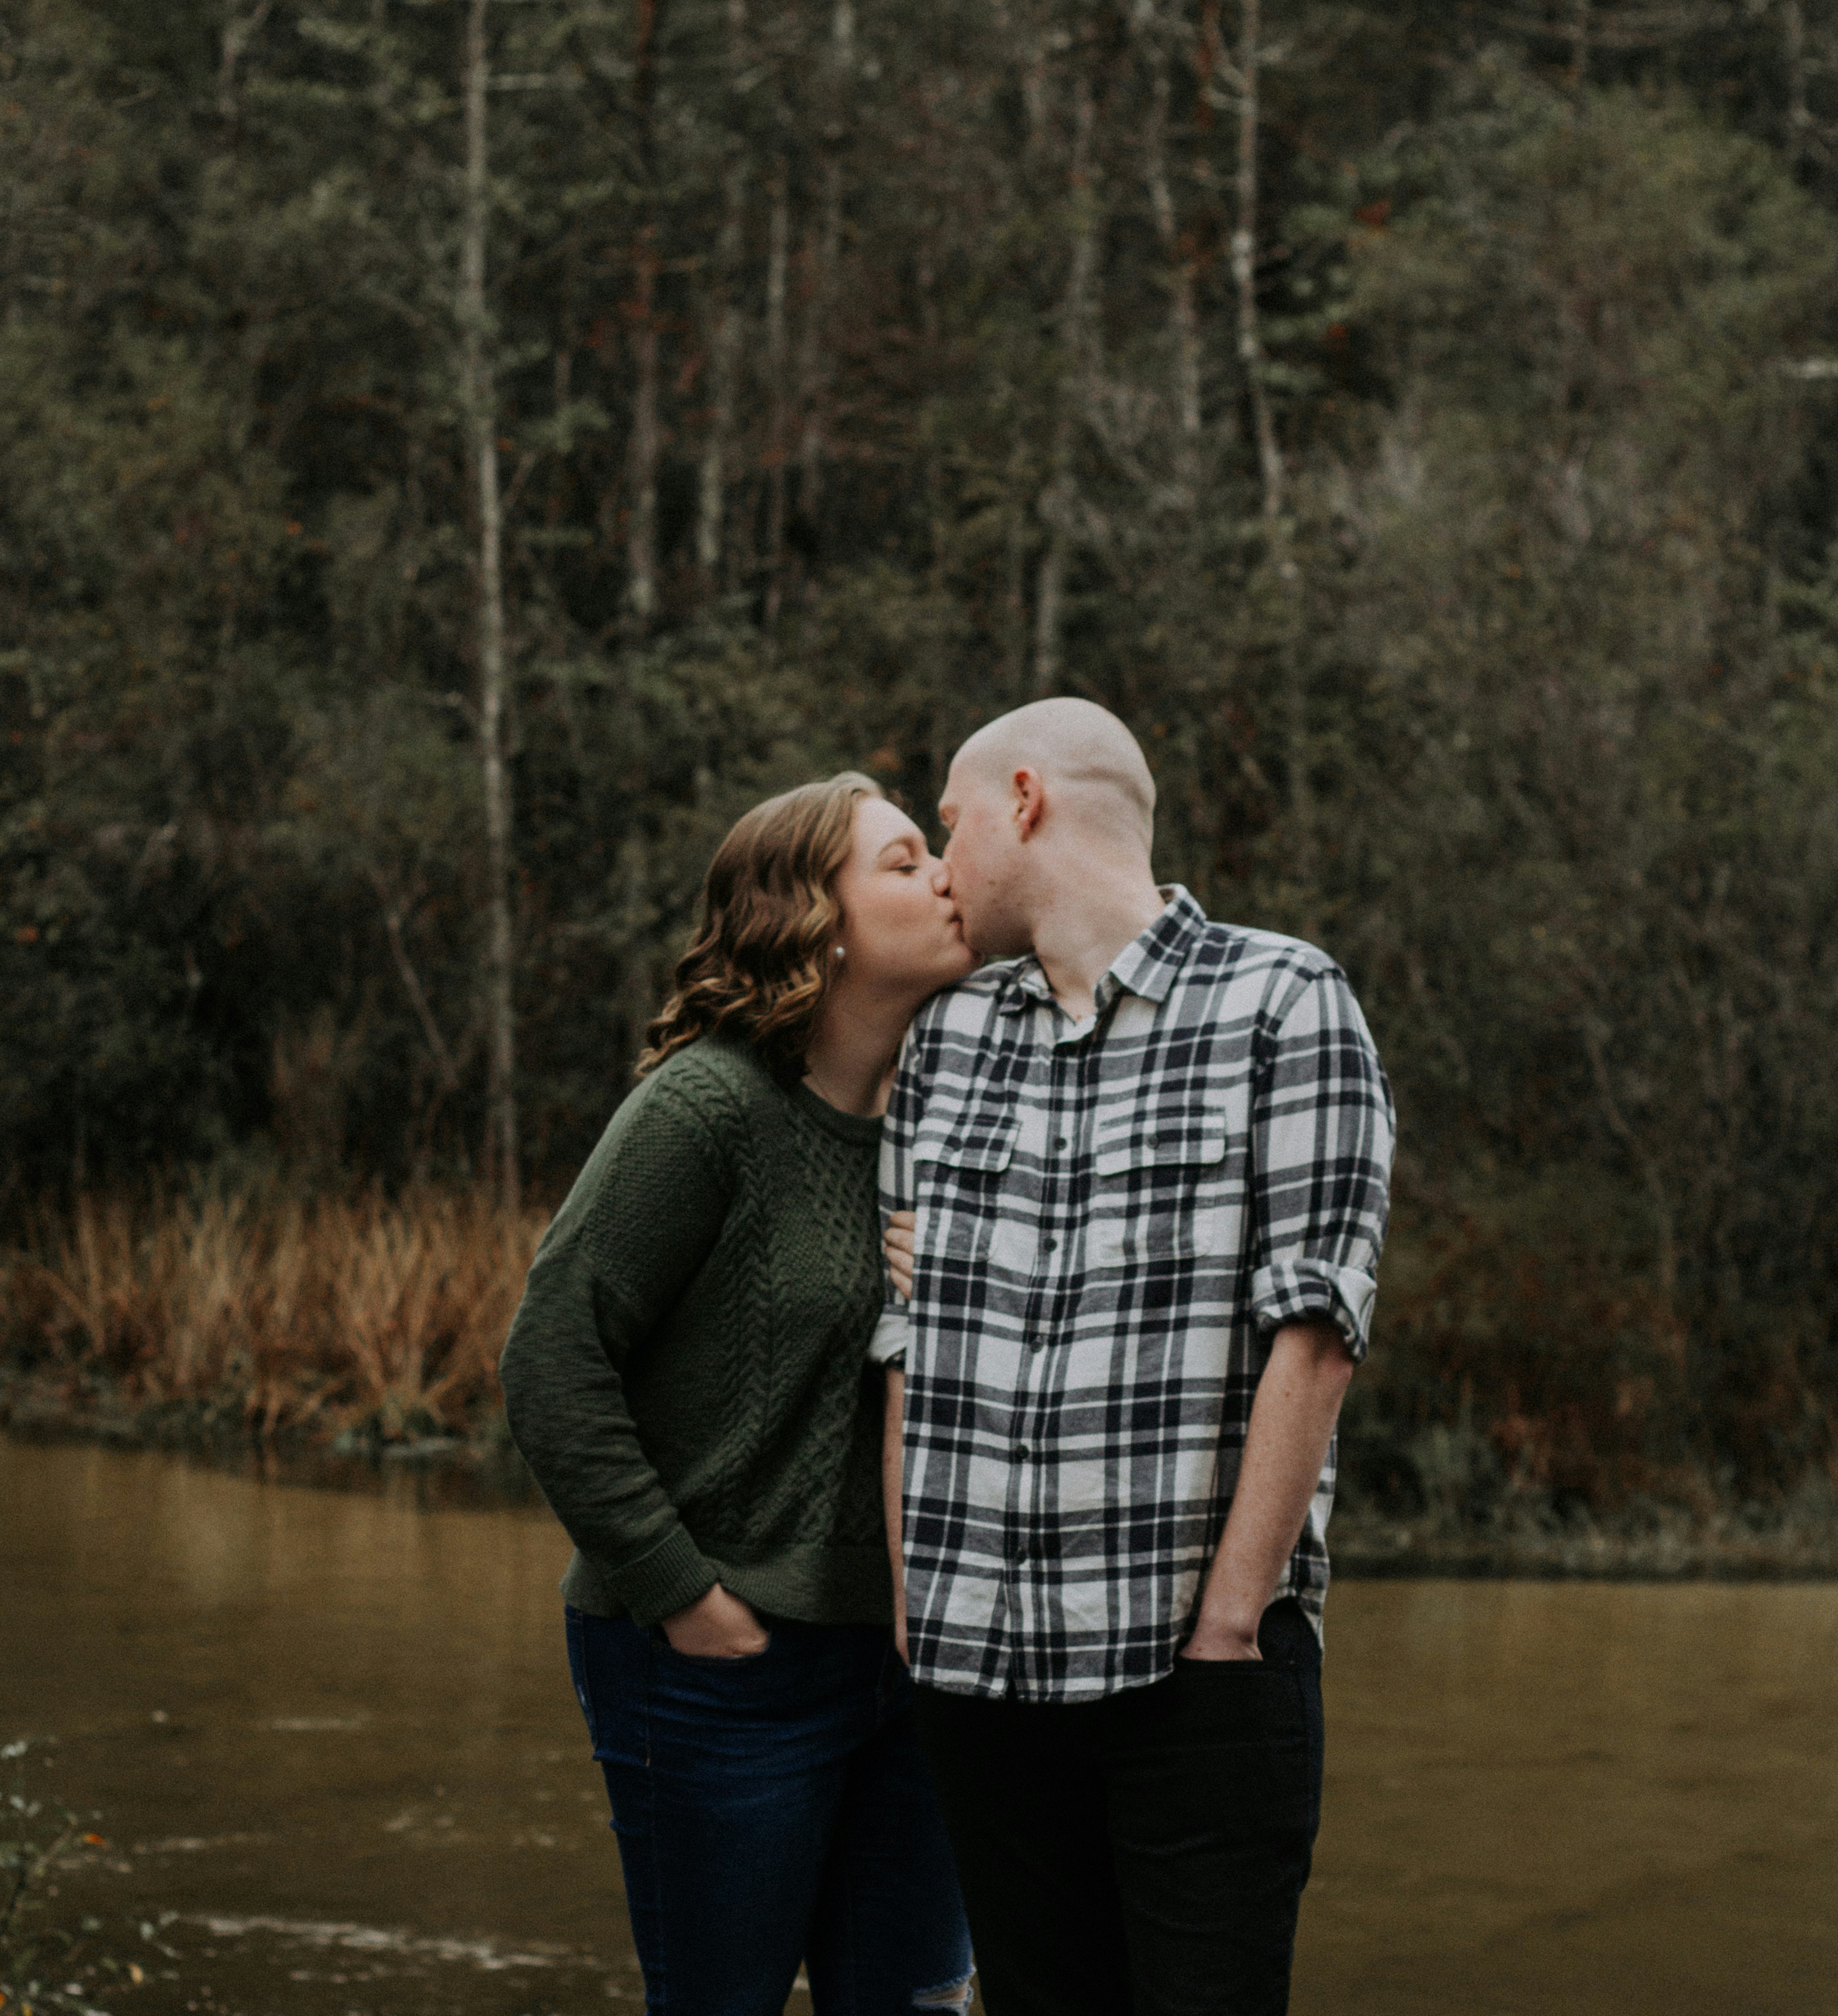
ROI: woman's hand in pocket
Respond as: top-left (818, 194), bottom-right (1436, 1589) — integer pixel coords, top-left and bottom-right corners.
top-left (661, 1584), bottom-right (769, 1658)
top-left (884, 1211), bottom-right (917, 1300)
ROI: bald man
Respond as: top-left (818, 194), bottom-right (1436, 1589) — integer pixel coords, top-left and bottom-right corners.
top-left (871, 699), bottom-right (1395, 2016)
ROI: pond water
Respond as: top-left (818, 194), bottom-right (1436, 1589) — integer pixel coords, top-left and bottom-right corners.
top-left (2, 1439), bottom-right (1835, 2016)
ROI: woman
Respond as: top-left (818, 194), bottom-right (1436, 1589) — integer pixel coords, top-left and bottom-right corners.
top-left (499, 772), bottom-right (976, 2016)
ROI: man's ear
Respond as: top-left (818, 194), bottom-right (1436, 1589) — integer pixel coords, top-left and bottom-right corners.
top-left (1012, 766), bottom-right (1046, 841)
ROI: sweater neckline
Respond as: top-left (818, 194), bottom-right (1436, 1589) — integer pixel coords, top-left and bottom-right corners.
top-left (790, 1080), bottom-right (884, 1145)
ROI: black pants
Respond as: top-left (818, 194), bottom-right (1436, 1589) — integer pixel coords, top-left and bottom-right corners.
top-left (912, 1598), bottom-right (1324, 2016)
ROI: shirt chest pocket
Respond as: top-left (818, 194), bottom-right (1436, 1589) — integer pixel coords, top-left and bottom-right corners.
top-left (912, 1114), bottom-right (1024, 1272)
top-left (1087, 1124), bottom-right (1236, 1271)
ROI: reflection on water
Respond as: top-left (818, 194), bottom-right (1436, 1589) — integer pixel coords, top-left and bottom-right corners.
top-left (1302, 1576), bottom-right (1838, 2015)
top-left (2, 1441), bottom-right (622, 2016)
top-left (3, 1441), bottom-right (1835, 2016)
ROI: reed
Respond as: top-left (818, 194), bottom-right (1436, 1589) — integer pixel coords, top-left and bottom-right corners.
top-left (1, 1185), bottom-right (545, 1442)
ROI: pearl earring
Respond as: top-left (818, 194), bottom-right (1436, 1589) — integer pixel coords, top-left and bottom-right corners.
top-left (833, 945), bottom-right (846, 962)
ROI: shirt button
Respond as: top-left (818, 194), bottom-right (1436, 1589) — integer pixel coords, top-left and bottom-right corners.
top-left (1043, 1236), bottom-right (1058, 1251)
top-left (1016, 1443), bottom-right (1031, 1461)
top-left (1014, 1546), bottom-right (1031, 1565)
top-left (1027, 1335), bottom-right (1046, 1352)
top-left (1055, 1136), bottom-right (1069, 1150)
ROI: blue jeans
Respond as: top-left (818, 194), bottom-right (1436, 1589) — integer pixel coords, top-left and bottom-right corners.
top-left (565, 1607), bottom-right (974, 2016)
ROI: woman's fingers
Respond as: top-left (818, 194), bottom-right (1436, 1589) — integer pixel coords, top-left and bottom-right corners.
top-left (660, 1583), bottom-right (770, 1658)
top-left (884, 1212), bottom-right (917, 1299)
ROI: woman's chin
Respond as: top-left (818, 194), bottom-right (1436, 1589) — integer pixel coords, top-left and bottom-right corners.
top-left (906, 951), bottom-right (976, 998)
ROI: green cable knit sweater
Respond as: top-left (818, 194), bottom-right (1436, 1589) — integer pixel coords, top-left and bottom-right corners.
top-left (498, 1036), bottom-right (892, 1628)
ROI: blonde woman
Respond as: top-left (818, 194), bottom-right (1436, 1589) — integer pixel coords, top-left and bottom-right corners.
top-left (500, 773), bottom-right (975, 2016)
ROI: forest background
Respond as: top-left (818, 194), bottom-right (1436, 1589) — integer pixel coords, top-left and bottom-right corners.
top-left (4, 0), bottom-right (1838, 1555)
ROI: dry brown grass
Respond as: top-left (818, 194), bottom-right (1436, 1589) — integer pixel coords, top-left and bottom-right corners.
top-left (1, 1186), bottom-right (545, 1441)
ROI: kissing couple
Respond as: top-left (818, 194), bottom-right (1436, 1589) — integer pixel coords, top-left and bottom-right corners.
top-left (500, 697), bottom-right (1394, 2016)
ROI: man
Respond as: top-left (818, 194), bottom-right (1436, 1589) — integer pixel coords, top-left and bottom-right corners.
top-left (874, 698), bottom-right (1393, 2016)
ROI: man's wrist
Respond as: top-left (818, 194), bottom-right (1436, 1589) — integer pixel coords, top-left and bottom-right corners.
top-left (1194, 1587), bottom-right (1265, 1646)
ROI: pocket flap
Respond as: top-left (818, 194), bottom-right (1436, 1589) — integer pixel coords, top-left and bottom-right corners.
top-left (1093, 1123), bottom-right (1227, 1178)
top-left (914, 1112), bottom-right (1018, 1176)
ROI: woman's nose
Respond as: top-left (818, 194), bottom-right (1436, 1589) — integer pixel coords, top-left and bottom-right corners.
top-left (930, 858), bottom-right (953, 895)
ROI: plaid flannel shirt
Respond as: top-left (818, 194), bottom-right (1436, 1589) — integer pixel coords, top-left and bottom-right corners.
top-left (871, 887), bottom-right (1395, 1703)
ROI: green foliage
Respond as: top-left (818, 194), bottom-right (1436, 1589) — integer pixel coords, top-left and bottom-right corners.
top-left (3, 2), bottom-right (1838, 1507)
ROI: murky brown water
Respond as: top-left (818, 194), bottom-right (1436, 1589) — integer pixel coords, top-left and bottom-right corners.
top-left (3, 1441), bottom-right (1835, 2016)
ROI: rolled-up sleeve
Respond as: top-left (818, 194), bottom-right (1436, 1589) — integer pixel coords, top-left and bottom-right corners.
top-left (1246, 967), bottom-right (1395, 1362)
top-left (868, 1027), bottom-right (922, 1367)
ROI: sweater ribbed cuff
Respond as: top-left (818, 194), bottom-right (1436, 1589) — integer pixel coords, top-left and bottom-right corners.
top-left (603, 1526), bottom-right (720, 1627)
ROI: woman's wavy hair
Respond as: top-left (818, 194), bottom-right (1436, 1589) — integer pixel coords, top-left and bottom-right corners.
top-left (636, 772), bottom-right (882, 1081)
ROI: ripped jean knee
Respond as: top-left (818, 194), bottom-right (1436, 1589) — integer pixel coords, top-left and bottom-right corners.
top-left (912, 1970), bottom-right (975, 2014)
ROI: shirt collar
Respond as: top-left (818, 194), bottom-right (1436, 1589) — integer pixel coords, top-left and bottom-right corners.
top-left (997, 885), bottom-right (1206, 1016)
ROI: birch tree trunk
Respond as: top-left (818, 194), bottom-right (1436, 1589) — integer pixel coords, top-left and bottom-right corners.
top-left (1144, 25), bottom-right (1202, 495)
top-left (695, 0), bottom-right (748, 593)
top-left (762, 158), bottom-right (791, 632)
top-left (1034, 68), bottom-right (1098, 695)
top-left (623, 0), bottom-right (664, 631)
top-left (460, 0), bottom-right (519, 1212)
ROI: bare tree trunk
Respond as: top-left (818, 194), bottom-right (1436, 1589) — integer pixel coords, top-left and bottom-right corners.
top-left (1033, 69), bottom-right (1098, 695)
top-left (762, 158), bottom-right (791, 632)
top-left (796, 159), bottom-right (842, 524)
top-left (623, 0), bottom-right (664, 631)
top-left (917, 237), bottom-right (948, 587)
top-left (1022, 27), bottom-right (1050, 159)
top-left (625, 246), bottom-right (661, 627)
top-left (369, 867), bottom-right (461, 1097)
top-left (795, 2), bottom-right (854, 531)
top-left (695, 0), bottom-right (748, 593)
top-left (697, 162), bottom-right (745, 586)
top-left (1232, 0), bottom-right (1282, 533)
top-left (218, 0), bottom-right (273, 127)
top-left (1004, 440), bottom-right (1029, 694)
top-left (1144, 28), bottom-right (1201, 494)
top-left (461, 0), bottom-right (519, 1213)
top-left (1783, 0), bottom-right (1811, 171)
top-left (1582, 1016), bottom-right (1679, 1323)
top-left (1568, 0), bottom-right (1592, 87)
top-left (1229, 0), bottom-right (1311, 900)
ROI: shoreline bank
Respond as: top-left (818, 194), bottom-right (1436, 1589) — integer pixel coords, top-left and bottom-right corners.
top-left (7, 1373), bottom-right (1833, 1581)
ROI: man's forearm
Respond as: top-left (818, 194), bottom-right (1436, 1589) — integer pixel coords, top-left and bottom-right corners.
top-left (1187, 1322), bottom-right (1354, 1659)
top-left (883, 1367), bottom-right (909, 1661)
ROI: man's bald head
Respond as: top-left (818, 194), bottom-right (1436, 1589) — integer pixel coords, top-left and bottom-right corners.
top-left (952, 698), bottom-right (1156, 853)
top-left (938, 699), bottom-right (1162, 961)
